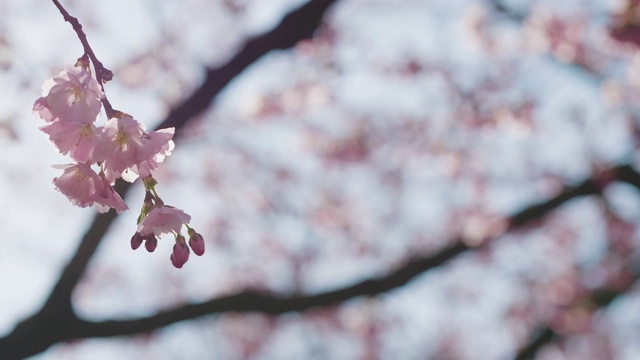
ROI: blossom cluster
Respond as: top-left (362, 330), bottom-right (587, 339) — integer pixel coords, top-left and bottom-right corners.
top-left (132, 184), bottom-right (205, 268)
top-left (33, 61), bottom-right (204, 268)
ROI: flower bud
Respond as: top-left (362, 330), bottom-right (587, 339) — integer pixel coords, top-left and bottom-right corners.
top-left (170, 242), bottom-right (190, 268)
top-left (131, 232), bottom-right (143, 250)
top-left (188, 229), bottom-right (205, 256)
top-left (144, 235), bottom-right (158, 253)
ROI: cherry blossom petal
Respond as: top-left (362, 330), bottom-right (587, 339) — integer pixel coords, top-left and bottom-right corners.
top-left (33, 97), bottom-right (56, 122)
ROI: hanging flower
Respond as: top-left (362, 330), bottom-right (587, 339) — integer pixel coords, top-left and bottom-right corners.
top-left (37, 65), bottom-right (104, 124)
top-left (52, 163), bottom-right (102, 208)
top-left (123, 128), bottom-right (175, 181)
top-left (94, 174), bottom-right (128, 214)
top-left (95, 116), bottom-right (175, 183)
top-left (40, 120), bottom-right (102, 163)
top-left (137, 205), bottom-right (191, 237)
top-left (34, 56), bottom-right (201, 268)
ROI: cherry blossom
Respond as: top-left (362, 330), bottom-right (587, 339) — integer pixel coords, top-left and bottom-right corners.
top-left (52, 163), bottom-right (128, 213)
top-left (95, 116), bottom-right (175, 183)
top-left (34, 58), bottom-right (200, 268)
top-left (52, 163), bottom-right (102, 208)
top-left (40, 120), bottom-right (102, 163)
top-left (137, 205), bottom-right (191, 237)
top-left (37, 65), bottom-right (104, 123)
top-left (94, 174), bottom-right (128, 214)
top-left (122, 128), bottom-right (175, 182)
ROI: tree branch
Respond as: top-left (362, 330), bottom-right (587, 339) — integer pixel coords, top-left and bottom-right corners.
top-left (488, 0), bottom-right (527, 22)
top-left (157, 0), bottom-right (337, 132)
top-left (65, 166), bottom-right (621, 339)
top-left (75, 243), bottom-right (471, 337)
top-left (51, 0), bottom-right (116, 117)
top-left (515, 280), bottom-right (637, 359)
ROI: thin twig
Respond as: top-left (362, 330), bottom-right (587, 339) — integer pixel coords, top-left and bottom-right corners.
top-left (50, 0), bottom-right (116, 117)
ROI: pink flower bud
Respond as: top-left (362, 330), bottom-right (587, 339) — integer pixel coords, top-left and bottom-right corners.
top-left (188, 230), bottom-right (205, 256)
top-left (131, 232), bottom-right (143, 250)
top-left (170, 242), bottom-right (190, 268)
top-left (144, 235), bottom-right (158, 253)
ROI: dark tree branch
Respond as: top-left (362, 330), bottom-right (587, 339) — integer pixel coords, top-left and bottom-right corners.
top-left (617, 163), bottom-right (640, 189)
top-left (488, 0), bottom-right (527, 22)
top-left (508, 175), bottom-right (599, 227)
top-left (0, 164), bottom-right (628, 360)
top-left (513, 164), bottom-right (640, 359)
top-left (157, 0), bottom-right (337, 132)
top-left (74, 242), bottom-right (471, 337)
top-left (487, 0), bottom-right (603, 85)
top-left (51, 166), bottom-right (631, 340)
top-left (515, 328), bottom-right (557, 360)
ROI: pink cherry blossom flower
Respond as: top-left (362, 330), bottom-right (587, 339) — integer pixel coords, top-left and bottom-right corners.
top-left (53, 163), bottom-right (102, 208)
top-left (95, 116), bottom-right (175, 183)
top-left (53, 163), bottom-right (128, 213)
top-left (39, 66), bottom-right (104, 123)
top-left (94, 174), bottom-right (128, 214)
top-left (122, 128), bottom-right (175, 181)
top-left (137, 205), bottom-right (191, 237)
top-left (33, 97), bottom-right (56, 122)
top-left (170, 242), bottom-right (190, 269)
top-left (40, 120), bottom-right (102, 163)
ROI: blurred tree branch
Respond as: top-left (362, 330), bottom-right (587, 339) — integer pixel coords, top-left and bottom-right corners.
top-left (65, 166), bottom-right (637, 339)
top-left (488, 0), bottom-right (527, 22)
top-left (5, 156), bottom-right (638, 359)
top-left (515, 277), bottom-right (638, 360)
top-left (513, 165), bottom-right (640, 359)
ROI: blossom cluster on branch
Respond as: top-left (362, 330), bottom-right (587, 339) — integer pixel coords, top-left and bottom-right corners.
top-left (33, 57), bottom-right (204, 268)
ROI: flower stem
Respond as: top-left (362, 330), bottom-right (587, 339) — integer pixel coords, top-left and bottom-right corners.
top-left (50, 0), bottom-right (117, 118)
